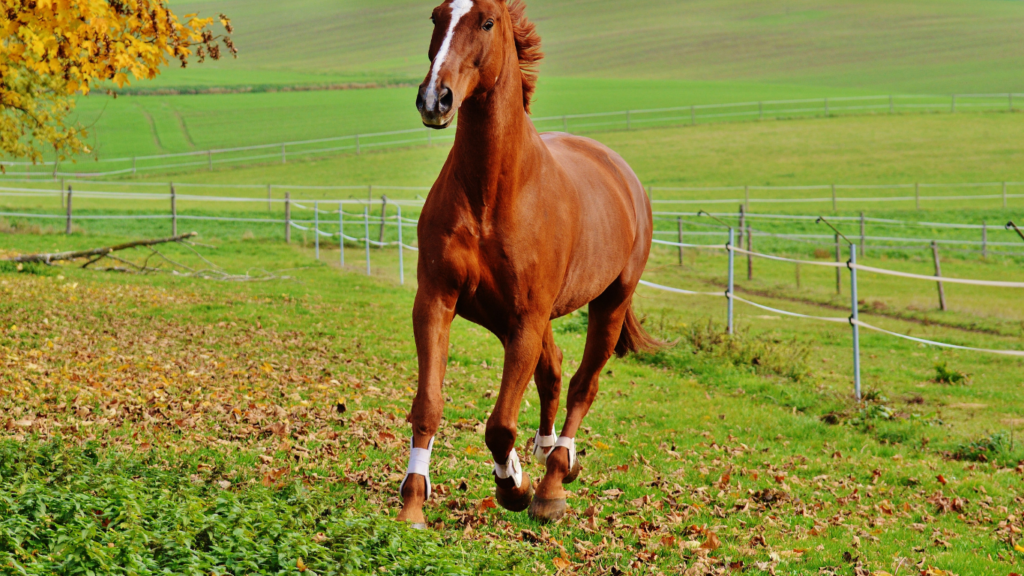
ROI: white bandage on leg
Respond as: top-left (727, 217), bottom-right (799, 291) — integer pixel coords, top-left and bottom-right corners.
top-left (399, 436), bottom-right (435, 499)
top-left (553, 436), bottom-right (576, 471)
top-left (493, 448), bottom-right (523, 488)
top-left (532, 426), bottom-right (557, 465)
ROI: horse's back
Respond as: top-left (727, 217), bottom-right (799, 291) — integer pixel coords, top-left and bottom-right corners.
top-left (539, 132), bottom-right (653, 316)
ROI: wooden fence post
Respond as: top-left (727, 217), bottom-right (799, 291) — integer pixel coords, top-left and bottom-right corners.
top-left (831, 184), bottom-right (837, 212)
top-left (932, 241), bottom-right (946, 311)
top-left (355, 135), bottom-right (360, 155)
top-left (859, 211), bottom-right (866, 257)
top-left (825, 97), bottom-right (829, 116)
top-left (746, 220), bottom-right (753, 281)
top-left (759, 101), bottom-right (763, 120)
top-left (738, 205), bottom-right (746, 260)
top-left (267, 184), bottom-right (272, 212)
top-left (284, 192), bottom-right (291, 244)
top-left (677, 216), bottom-right (684, 265)
top-left (171, 183), bottom-right (177, 236)
top-left (378, 195), bottom-right (388, 245)
top-left (795, 262), bottom-right (801, 289)
top-left (208, 150), bottom-right (213, 171)
top-left (889, 94), bottom-right (894, 114)
top-left (59, 177), bottom-right (65, 209)
top-left (834, 233), bottom-right (841, 295)
top-left (690, 105), bottom-right (695, 125)
top-left (1003, 182), bottom-right (1008, 209)
top-left (132, 156), bottom-right (137, 175)
top-left (65, 185), bottom-right (73, 235)
top-left (281, 144), bottom-right (287, 164)
top-left (982, 221), bottom-right (988, 258)
top-left (744, 185), bottom-right (750, 211)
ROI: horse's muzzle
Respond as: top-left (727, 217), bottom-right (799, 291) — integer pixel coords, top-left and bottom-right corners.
top-left (417, 84), bottom-right (455, 129)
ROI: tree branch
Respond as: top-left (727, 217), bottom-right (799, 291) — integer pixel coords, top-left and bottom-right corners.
top-left (1, 232), bottom-right (198, 264)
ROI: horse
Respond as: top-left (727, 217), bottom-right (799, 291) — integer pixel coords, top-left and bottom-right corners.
top-left (396, 0), bottom-right (657, 526)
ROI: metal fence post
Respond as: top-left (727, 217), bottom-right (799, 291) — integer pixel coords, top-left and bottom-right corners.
top-left (849, 243), bottom-right (861, 402)
top-left (932, 241), bottom-right (946, 311)
top-left (825, 97), bottom-right (829, 116)
top-left (314, 201), bottom-right (320, 260)
top-left (132, 156), bottom-right (137, 175)
top-left (677, 216), bottom-right (684, 265)
top-left (65, 185), bottom-right (72, 235)
top-left (831, 184), bottom-right (837, 212)
top-left (284, 192), bottom-right (291, 244)
top-left (281, 144), bottom-right (287, 164)
top-left (339, 202), bottom-right (345, 267)
top-left (982, 221), bottom-right (988, 258)
top-left (727, 228), bottom-right (735, 335)
top-left (397, 206), bottom-right (405, 285)
top-left (364, 206), bottom-right (371, 276)
top-left (171, 184), bottom-right (177, 236)
top-left (859, 211), bottom-right (865, 257)
top-left (834, 234), bottom-right (841, 295)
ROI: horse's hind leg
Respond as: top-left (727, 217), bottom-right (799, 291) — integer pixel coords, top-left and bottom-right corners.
top-left (530, 287), bottom-right (631, 523)
top-left (531, 323), bottom-right (562, 465)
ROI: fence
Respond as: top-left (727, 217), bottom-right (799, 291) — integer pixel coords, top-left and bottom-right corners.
top-left (1, 93), bottom-right (1020, 178)
top-left (639, 234), bottom-right (1024, 401)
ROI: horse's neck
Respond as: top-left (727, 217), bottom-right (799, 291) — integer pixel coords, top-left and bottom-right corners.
top-left (448, 69), bottom-right (536, 210)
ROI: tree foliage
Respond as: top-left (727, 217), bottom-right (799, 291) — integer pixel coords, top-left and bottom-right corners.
top-left (0, 0), bottom-right (235, 169)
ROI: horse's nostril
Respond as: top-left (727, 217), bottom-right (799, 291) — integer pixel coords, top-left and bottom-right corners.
top-left (416, 90), bottom-right (426, 112)
top-left (439, 87), bottom-right (454, 114)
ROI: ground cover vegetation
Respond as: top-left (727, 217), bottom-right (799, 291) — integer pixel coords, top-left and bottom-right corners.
top-left (2, 230), bottom-right (1024, 575)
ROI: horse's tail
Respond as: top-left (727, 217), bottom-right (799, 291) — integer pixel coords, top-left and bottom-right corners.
top-left (614, 299), bottom-right (663, 358)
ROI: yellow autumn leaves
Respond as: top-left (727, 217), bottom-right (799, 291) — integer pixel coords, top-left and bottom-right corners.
top-left (0, 0), bottom-right (234, 167)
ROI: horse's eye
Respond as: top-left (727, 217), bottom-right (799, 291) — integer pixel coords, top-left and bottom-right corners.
top-left (483, 19), bottom-right (494, 31)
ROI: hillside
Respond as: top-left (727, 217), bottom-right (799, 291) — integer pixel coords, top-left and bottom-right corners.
top-left (156, 0), bottom-right (1024, 93)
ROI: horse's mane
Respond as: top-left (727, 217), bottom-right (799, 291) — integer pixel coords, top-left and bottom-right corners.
top-left (508, 0), bottom-right (543, 113)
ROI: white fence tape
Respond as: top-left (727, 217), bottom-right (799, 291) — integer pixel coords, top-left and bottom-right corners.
top-left (851, 263), bottom-right (1024, 288)
top-left (853, 320), bottom-right (1024, 357)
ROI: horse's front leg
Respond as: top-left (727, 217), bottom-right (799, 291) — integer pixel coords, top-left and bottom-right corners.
top-left (397, 291), bottom-right (457, 528)
top-left (486, 316), bottom-right (548, 512)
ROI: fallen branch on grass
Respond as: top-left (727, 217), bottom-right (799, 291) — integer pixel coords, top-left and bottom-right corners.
top-left (2, 232), bottom-right (294, 282)
top-left (1, 233), bottom-right (199, 264)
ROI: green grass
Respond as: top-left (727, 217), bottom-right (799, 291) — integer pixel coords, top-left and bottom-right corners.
top-left (157, 0), bottom-right (1024, 93)
top-left (2, 232), bottom-right (1024, 574)
top-left (14, 112), bottom-right (1024, 206)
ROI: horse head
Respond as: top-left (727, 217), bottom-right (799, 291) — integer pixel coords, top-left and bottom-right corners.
top-left (417, 0), bottom-right (540, 128)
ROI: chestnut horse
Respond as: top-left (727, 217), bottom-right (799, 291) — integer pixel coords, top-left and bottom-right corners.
top-left (397, 0), bottom-right (657, 526)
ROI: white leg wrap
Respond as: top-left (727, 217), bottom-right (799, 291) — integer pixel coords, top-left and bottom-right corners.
top-left (493, 448), bottom-right (523, 488)
top-left (399, 437), bottom-right (434, 500)
top-left (553, 436), bottom-right (576, 471)
top-left (532, 426), bottom-right (557, 465)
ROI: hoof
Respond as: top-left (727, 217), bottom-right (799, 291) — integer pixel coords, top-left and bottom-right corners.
top-left (410, 522), bottom-right (427, 530)
top-left (528, 496), bottom-right (566, 523)
top-left (562, 456), bottom-right (582, 485)
top-left (495, 474), bottom-right (534, 512)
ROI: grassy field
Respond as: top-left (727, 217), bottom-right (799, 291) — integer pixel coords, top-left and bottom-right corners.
top-left (2, 230), bottom-right (1024, 574)
top-left (10, 112), bottom-right (1024, 204)
top-left (157, 0), bottom-right (1024, 93)
top-left (4, 0), bottom-right (1016, 165)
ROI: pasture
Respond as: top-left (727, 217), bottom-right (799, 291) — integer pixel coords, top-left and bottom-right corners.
top-left (2, 226), bottom-right (1024, 574)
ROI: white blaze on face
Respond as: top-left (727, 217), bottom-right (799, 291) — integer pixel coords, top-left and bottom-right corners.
top-left (425, 0), bottom-right (474, 111)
